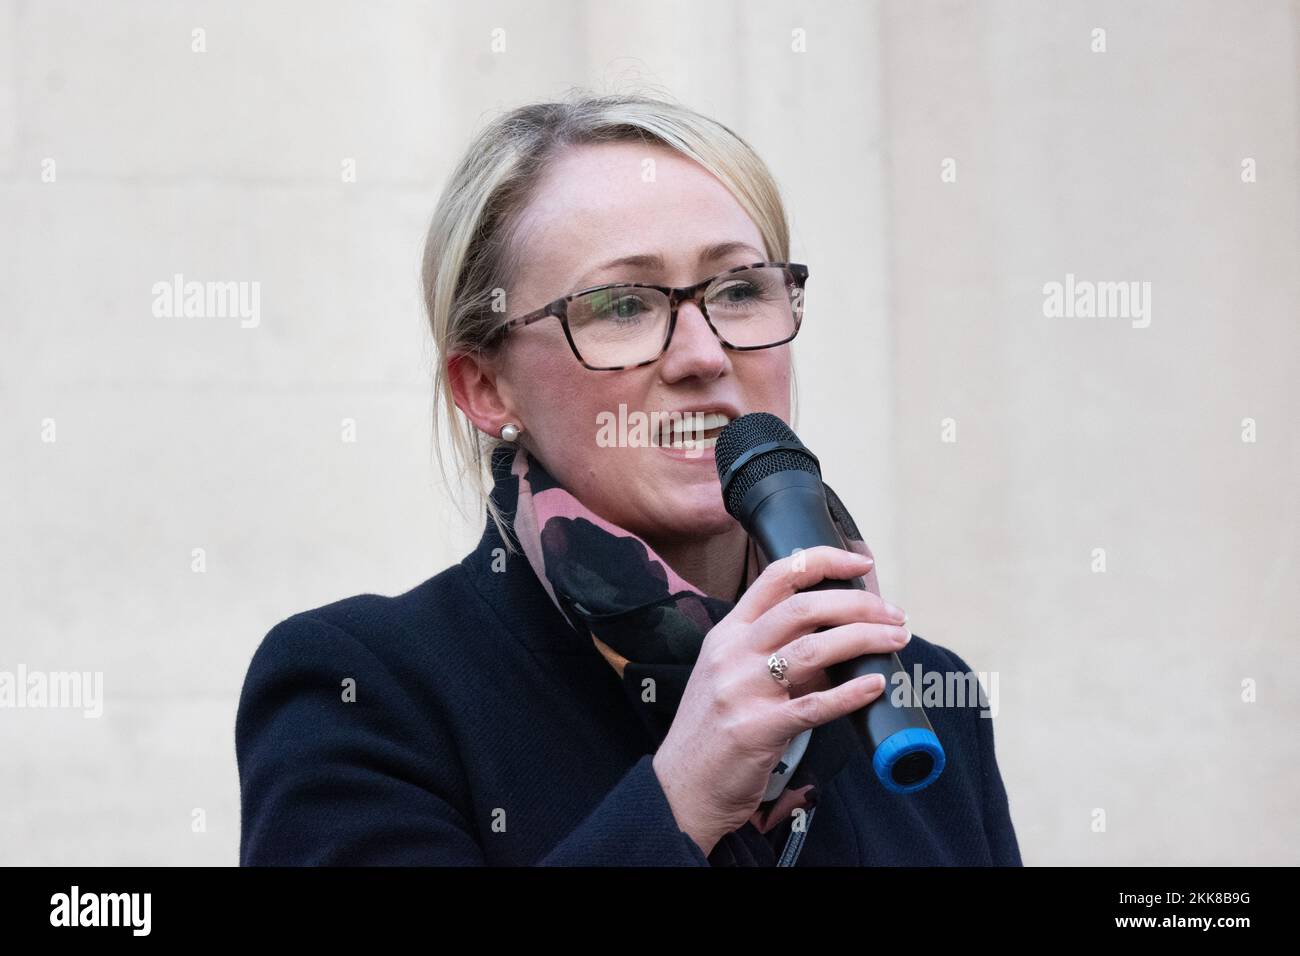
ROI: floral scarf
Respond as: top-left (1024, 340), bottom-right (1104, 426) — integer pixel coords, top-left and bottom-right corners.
top-left (491, 443), bottom-right (882, 866)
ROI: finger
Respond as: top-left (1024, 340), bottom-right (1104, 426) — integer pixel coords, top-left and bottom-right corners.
top-left (730, 546), bottom-right (874, 626)
top-left (776, 673), bottom-right (888, 735)
top-left (772, 621), bottom-right (910, 690)
top-left (756, 587), bottom-right (906, 652)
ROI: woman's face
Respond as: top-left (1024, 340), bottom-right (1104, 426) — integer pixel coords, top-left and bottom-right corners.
top-left (468, 141), bottom-right (793, 543)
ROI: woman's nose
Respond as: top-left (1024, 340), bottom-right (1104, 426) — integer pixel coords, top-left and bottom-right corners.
top-left (659, 301), bottom-right (727, 380)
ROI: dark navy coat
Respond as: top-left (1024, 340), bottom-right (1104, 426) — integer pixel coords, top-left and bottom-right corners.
top-left (236, 513), bottom-right (1023, 866)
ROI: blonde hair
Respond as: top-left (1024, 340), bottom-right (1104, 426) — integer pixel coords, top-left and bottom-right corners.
top-left (420, 87), bottom-right (800, 553)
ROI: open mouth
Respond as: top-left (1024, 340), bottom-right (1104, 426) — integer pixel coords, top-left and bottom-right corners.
top-left (657, 412), bottom-right (731, 449)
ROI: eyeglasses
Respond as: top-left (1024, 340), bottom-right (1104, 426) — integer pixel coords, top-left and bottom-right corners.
top-left (485, 261), bottom-right (809, 371)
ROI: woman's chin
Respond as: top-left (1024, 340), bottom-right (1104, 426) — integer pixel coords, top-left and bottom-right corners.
top-left (616, 457), bottom-right (735, 535)
top-left (649, 499), bottom-right (735, 539)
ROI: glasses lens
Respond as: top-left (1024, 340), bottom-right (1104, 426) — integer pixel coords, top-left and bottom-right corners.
top-left (567, 286), bottom-right (671, 368)
top-left (703, 266), bottom-right (801, 347)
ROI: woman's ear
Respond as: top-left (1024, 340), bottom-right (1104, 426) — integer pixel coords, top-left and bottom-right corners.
top-left (447, 351), bottom-right (517, 437)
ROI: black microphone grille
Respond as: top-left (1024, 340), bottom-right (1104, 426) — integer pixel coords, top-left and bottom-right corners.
top-left (715, 412), bottom-right (820, 518)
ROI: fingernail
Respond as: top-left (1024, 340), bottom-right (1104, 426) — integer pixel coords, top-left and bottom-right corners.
top-left (884, 601), bottom-right (905, 621)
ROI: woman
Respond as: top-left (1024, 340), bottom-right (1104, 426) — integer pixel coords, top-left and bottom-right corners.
top-left (235, 92), bottom-right (1022, 866)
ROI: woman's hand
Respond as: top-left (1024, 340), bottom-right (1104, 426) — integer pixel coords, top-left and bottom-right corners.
top-left (652, 545), bottom-right (909, 857)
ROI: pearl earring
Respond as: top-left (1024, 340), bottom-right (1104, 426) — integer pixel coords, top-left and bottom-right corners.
top-left (500, 422), bottom-right (520, 442)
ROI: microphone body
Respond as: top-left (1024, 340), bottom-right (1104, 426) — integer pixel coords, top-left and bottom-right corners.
top-left (719, 418), bottom-right (945, 793)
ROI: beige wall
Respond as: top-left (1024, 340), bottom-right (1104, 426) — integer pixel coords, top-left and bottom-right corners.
top-left (2, 0), bottom-right (1296, 864)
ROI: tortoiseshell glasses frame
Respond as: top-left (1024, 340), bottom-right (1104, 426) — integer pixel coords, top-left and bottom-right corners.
top-left (483, 261), bottom-right (809, 372)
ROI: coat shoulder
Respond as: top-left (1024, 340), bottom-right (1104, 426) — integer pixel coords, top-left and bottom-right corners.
top-left (898, 631), bottom-right (974, 675)
top-left (241, 559), bottom-right (488, 693)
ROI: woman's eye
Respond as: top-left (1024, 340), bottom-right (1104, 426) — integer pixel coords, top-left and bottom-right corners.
top-left (600, 296), bottom-right (648, 320)
top-left (714, 282), bottom-right (761, 304)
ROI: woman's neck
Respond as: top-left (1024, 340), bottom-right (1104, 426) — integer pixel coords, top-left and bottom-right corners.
top-left (644, 523), bottom-right (750, 602)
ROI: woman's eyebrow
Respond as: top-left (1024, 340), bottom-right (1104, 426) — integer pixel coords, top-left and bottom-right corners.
top-left (570, 241), bottom-right (764, 289)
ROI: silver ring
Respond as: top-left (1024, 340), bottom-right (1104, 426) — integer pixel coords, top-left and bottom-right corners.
top-left (767, 653), bottom-right (791, 689)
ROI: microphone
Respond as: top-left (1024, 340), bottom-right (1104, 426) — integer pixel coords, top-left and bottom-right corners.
top-left (715, 412), bottom-right (945, 794)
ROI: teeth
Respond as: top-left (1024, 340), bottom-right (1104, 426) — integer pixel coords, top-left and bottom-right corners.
top-left (665, 412), bottom-right (731, 434)
top-left (676, 412), bottom-right (730, 433)
top-left (664, 434), bottom-right (719, 450)
top-left (659, 411), bottom-right (731, 447)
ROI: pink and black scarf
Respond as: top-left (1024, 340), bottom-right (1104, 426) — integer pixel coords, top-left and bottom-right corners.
top-left (491, 443), bottom-right (882, 866)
